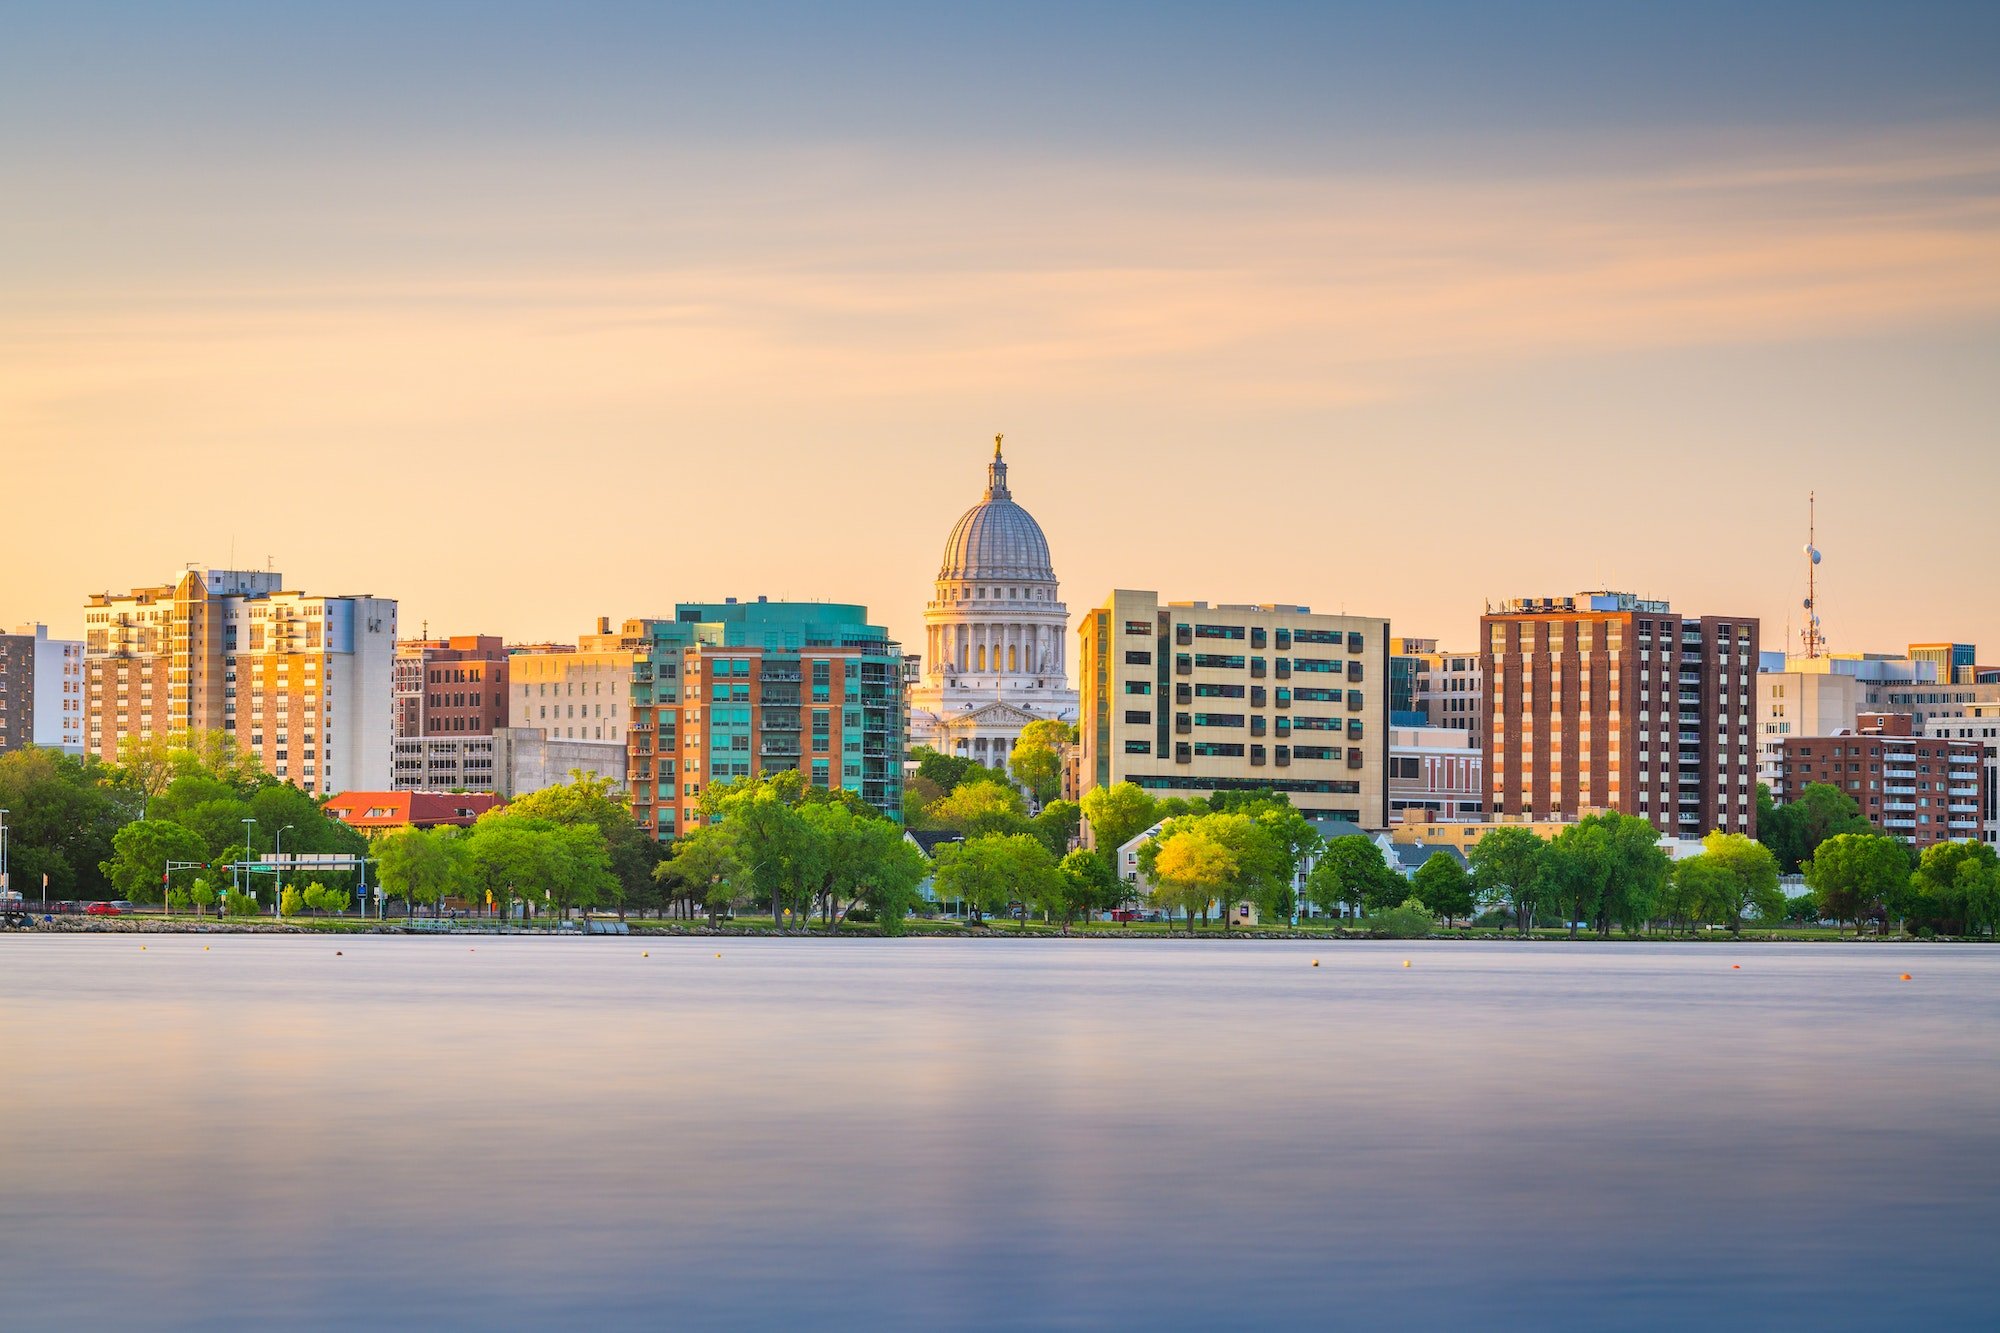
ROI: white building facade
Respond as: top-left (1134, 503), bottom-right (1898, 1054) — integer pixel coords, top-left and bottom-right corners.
top-left (12, 623), bottom-right (85, 753)
top-left (907, 439), bottom-right (1079, 770)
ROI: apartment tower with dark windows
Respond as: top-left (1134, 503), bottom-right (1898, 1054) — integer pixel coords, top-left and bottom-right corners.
top-left (1480, 591), bottom-right (1758, 837)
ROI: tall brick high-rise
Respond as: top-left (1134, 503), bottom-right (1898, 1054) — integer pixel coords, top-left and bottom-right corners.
top-left (1480, 591), bottom-right (1758, 837)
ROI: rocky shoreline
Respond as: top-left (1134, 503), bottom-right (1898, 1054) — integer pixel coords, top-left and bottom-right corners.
top-left (6, 917), bottom-right (1980, 942)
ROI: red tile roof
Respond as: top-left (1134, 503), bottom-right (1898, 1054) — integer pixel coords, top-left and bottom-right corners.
top-left (325, 791), bottom-right (504, 831)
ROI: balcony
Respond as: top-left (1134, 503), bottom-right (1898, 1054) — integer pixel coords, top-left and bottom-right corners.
top-left (760, 741), bottom-right (800, 757)
top-left (1884, 802), bottom-right (1917, 813)
top-left (1886, 785), bottom-right (1916, 796)
top-left (1950, 786), bottom-right (1979, 798)
top-left (1950, 820), bottom-right (1980, 831)
top-left (1884, 818), bottom-right (1917, 830)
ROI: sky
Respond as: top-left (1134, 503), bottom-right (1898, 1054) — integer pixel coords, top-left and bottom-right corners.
top-left (3, 1), bottom-right (1998, 658)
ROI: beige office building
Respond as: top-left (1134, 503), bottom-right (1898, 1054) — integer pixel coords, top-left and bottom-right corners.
top-left (1077, 591), bottom-right (1389, 827)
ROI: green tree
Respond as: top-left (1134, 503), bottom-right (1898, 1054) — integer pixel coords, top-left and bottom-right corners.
top-left (1410, 852), bottom-right (1474, 927)
top-left (375, 826), bottom-right (470, 917)
top-left (1687, 832), bottom-right (1783, 935)
top-left (1304, 835), bottom-right (1400, 919)
top-left (1052, 848), bottom-right (1121, 933)
top-left (932, 834), bottom-right (1053, 926)
top-left (1374, 897), bottom-right (1433, 939)
top-left (280, 885), bottom-right (306, 917)
top-left (1803, 832), bottom-right (1907, 935)
top-left (102, 819), bottom-right (209, 904)
top-left (189, 877), bottom-right (219, 914)
top-left (0, 748), bottom-right (140, 901)
top-left (1468, 826), bottom-right (1547, 935)
top-left (1008, 720), bottom-right (1077, 808)
top-left (223, 888), bottom-right (260, 917)
top-left (1080, 782), bottom-right (1160, 856)
top-left (502, 769), bottom-right (660, 916)
top-left (928, 780), bottom-right (1029, 839)
top-left (909, 747), bottom-right (1007, 796)
top-left (686, 774), bottom-right (826, 929)
top-left (1025, 799), bottom-right (1081, 858)
top-left (1904, 839), bottom-right (2000, 936)
top-left (1759, 781), bottom-right (1872, 874)
top-left (1659, 857), bottom-right (1715, 936)
top-left (798, 801), bottom-right (928, 932)
top-left (1151, 825), bottom-right (1238, 934)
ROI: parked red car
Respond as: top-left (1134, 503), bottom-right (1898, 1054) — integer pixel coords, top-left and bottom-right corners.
top-left (86, 901), bottom-right (122, 916)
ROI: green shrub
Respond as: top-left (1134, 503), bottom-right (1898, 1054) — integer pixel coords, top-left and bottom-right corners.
top-left (1372, 896), bottom-right (1433, 939)
top-left (280, 885), bottom-right (306, 917)
top-left (304, 882), bottom-right (345, 915)
top-left (846, 907), bottom-right (877, 923)
top-left (224, 889), bottom-right (260, 918)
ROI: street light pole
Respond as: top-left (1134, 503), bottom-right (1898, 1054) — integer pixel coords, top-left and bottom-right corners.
top-left (0, 809), bottom-right (10, 911)
top-left (242, 817), bottom-right (256, 912)
top-left (274, 823), bottom-right (294, 916)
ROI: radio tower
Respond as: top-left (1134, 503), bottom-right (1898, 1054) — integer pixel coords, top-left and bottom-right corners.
top-left (1801, 492), bottom-right (1825, 659)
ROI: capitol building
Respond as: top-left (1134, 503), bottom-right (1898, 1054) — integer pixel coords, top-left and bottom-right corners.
top-left (907, 438), bottom-right (1079, 769)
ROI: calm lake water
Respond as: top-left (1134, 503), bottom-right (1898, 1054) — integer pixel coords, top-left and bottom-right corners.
top-left (3, 935), bottom-right (1997, 1330)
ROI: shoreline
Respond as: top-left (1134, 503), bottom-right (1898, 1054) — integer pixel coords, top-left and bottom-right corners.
top-left (6, 917), bottom-right (1989, 943)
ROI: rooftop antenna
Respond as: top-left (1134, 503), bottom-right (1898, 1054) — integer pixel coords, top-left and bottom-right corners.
top-left (1801, 491), bottom-right (1825, 659)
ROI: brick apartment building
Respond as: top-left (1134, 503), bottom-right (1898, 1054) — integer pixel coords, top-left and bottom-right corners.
top-left (391, 635), bottom-right (510, 791)
top-left (1775, 713), bottom-right (1985, 849)
top-left (1481, 591), bottom-right (1758, 838)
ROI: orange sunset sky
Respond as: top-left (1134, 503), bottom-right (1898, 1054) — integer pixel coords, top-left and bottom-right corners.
top-left (4, 4), bottom-right (1997, 658)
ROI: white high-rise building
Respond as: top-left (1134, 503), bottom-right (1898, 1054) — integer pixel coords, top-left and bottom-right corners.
top-left (907, 438), bottom-right (1079, 771)
top-left (9, 623), bottom-right (85, 753)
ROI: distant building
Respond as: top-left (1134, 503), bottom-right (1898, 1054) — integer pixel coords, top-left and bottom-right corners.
top-left (907, 440), bottom-right (1078, 768)
top-left (0, 624), bottom-right (85, 754)
top-left (1774, 714), bottom-right (1984, 850)
top-left (502, 617), bottom-right (649, 798)
top-left (1385, 813), bottom-right (1579, 856)
top-left (1854, 678), bottom-right (2000, 727)
top-left (391, 634), bottom-right (511, 791)
top-left (1908, 642), bottom-right (1978, 686)
top-left (627, 600), bottom-right (907, 842)
top-left (1078, 591), bottom-right (1390, 827)
top-left (1390, 638), bottom-right (1483, 747)
top-left (1924, 704), bottom-right (2000, 845)
top-left (81, 569), bottom-right (395, 795)
top-left (1481, 590), bottom-right (1757, 838)
top-left (325, 790), bottom-right (504, 833)
top-left (0, 630), bottom-right (33, 756)
top-left (1389, 724), bottom-right (1483, 822)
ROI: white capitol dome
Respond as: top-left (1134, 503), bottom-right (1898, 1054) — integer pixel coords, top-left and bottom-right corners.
top-left (907, 438), bottom-right (1079, 772)
top-left (937, 450), bottom-right (1056, 583)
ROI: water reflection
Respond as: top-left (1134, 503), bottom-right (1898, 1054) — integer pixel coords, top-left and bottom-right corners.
top-left (3, 937), bottom-right (1997, 1330)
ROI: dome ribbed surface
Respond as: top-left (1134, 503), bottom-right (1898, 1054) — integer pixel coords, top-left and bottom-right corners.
top-left (937, 445), bottom-right (1057, 582)
top-left (938, 498), bottom-right (1056, 582)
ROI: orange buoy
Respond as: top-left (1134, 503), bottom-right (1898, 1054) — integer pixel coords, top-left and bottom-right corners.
top-left (1732, 964), bottom-right (1740, 969)
top-left (1900, 973), bottom-right (1912, 981)
top-left (643, 951), bottom-right (650, 957)
top-left (1311, 959), bottom-right (1319, 967)
top-left (1402, 960), bottom-right (1411, 968)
